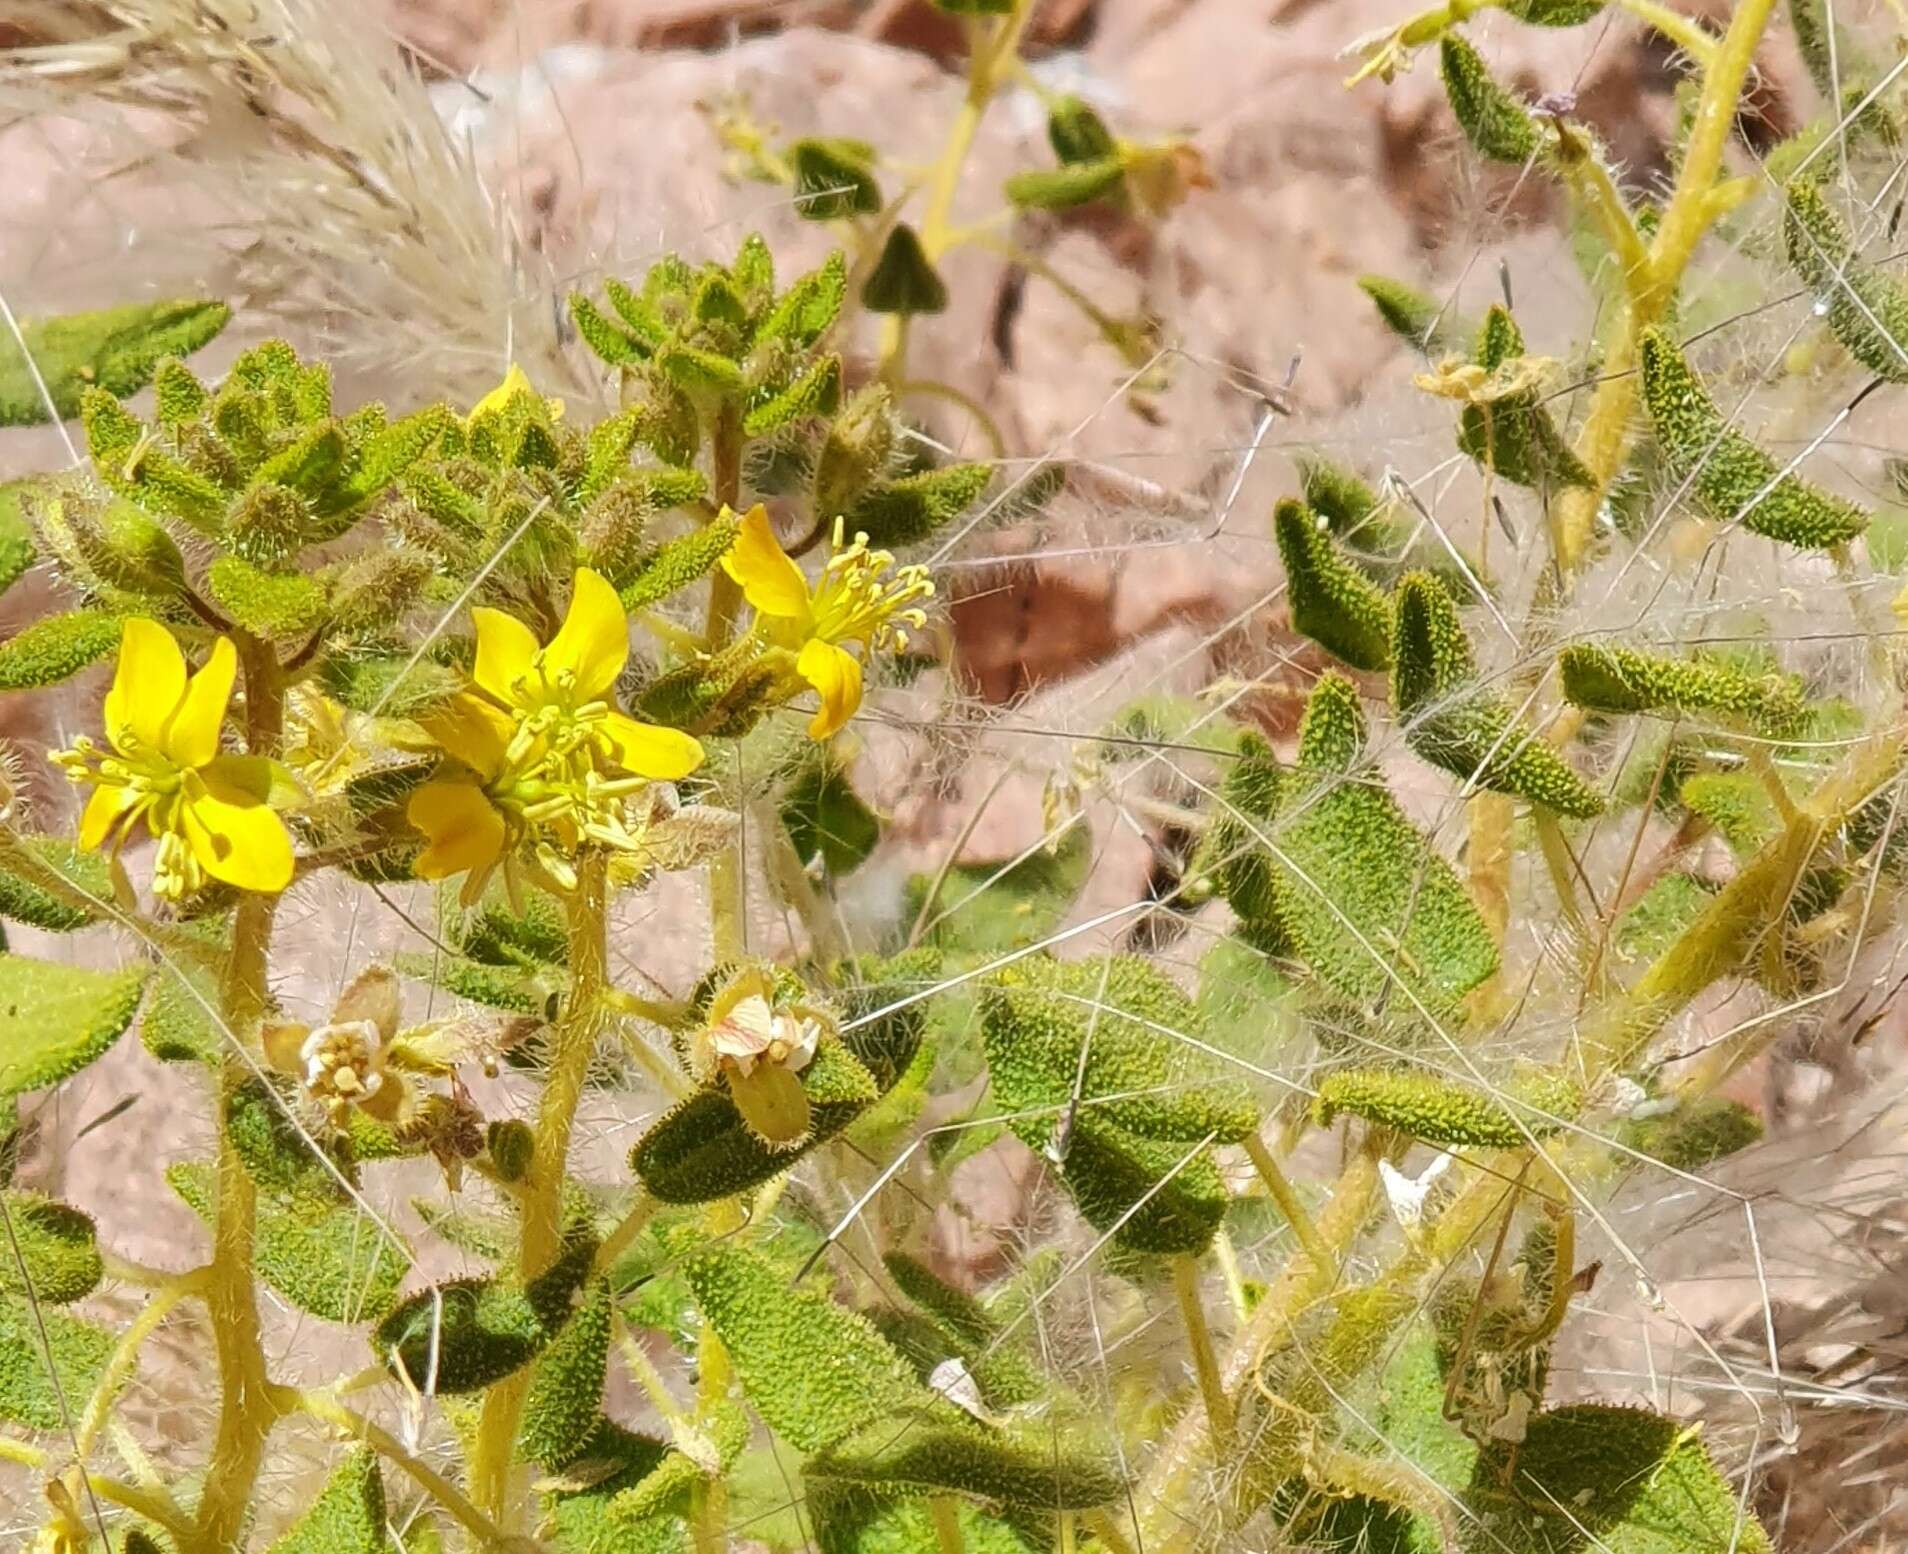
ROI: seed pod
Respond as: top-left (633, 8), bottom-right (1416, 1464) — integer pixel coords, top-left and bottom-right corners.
top-left (1557, 641), bottom-right (1806, 733)
top-left (1783, 180), bottom-right (1908, 381)
top-left (1314, 1066), bottom-right (1581, 1146)
top-left (1638, 326), bottom-right (1869, 548)
top-left (1441, 34), bottom-right (1542, 164)
top-left (1274, 498), bottom-right (1393, 671)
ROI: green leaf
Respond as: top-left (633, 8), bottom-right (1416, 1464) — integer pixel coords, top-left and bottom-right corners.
top-left (0, 299), bottom-right (229, 426)
top-left (904, 821), bottom-right (1091, 958)
top-left (1613, 873), bottom-right (1716, 966)
top-left (1618, 1094), bottom-right (1763, 1173)
top-left (1680, 772), bottom-right (1780, 856)
top-left (319, 648), bottom-right (461, 719)
top-left (982, 954), bottom-right (1259, 1146)
top-left (141, 950), bottom-right (222, 1063)
top-left (446, 879), bottom-right (568, 966)
top-left (1056, 1113), bottom-right (1230, 1257)
top-left (1264, 675), bottom-right (1498, 1013)
top-left (1789, 0), bottom-right (1851, 97)
top-left (1441, 34), bottom-right (1541, 164)
top-left (862, 225), bottom-right (949, 316)
top-left (169, 1158), bottom-right (410, 1325)
top-left (1468, 1404), bottom-right (1771, 1552)
top-left (934, 0), bottom-right (1014, 12)
top-left (1390, 573), bottom-right (1604, 817)
top-left (0, 480), bottom-right (40, 598)
top-left (1502, 0), bottom-right (1605, 18)
top-left (793, 139), bottom-right (883, 220)
top-left (811, 1487), bottom-right (1042, 1554)
top-left (265, 1449), bottom-right (391, 1554)
top-left (0, 1290), bottom-right (113, 1429)
top-left (0, 837), bottom-right (112, 932)
top-left (847, 463), bottom-right (992, 550)
top-left (1784, 182), bottom-right (1908, 381)
top-left (744, 353), bottom-right (842, 437)
top-left (1455, 308), bottom-right (1594, 490)
top-left (758, 252), bottom-right (849, 350)
top-left (783, 755), bottom-right (881, 875)
top-left (807, 1417), bottom-right (1123, 1508)
top-left (1004, 159), bottom-right (1126, 210)
top-left (657, 345), bottom-right (745, 402)
top-left (1275, 498), bottom-right (1392, 670)
top-left (522, 1278), bottom-right (613, 1469)
top-left (631, 1037), bottom-right (880, 1204)
top-left (376, 1234), bottom-right (594, 1393)
top-left (1558, 642), bottom-right (1805, 733)
top-left (0, 955), bottom-right (147, 1101)
top-left (683, 1245), bottom-right (929, 1450)
top-left (1313, 1066), bottom-right (1580, 1147)
top-left (618, 514), bottom-right (741, 612)
top-left (208, 554), bottom-right (328, 637)
top-left (0, 1191), bottom-right (101, 1303)
top-left (0, 611), bottom-right (122, 690)
top-left (1197, 731), bottom-right (1287, 937)
top-left (1639, 326), bottom-right (1868, 548)
top-left (542, 1421), bottom-right (682, 1554)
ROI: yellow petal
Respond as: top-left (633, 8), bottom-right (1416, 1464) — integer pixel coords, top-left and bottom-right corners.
top-left (331, 965), bottom-right (401, 1038)
top-left (726, 1060), bottom-right (813, 1150)
top-left (104, 618), bottom-right (187, 755)
top-left (602, 712), bottom-right (704, 780)
top-left (78, 782), bottom-right (139, 852)
top-left (720, 505), bottom-right (811, 621)
top-left (796, 638), bottom-right (862, 740)
top-left (260, 1021), bottom-right (311, 1075)
top-left (468, 362), bottom-right (534, 423)
top-left (180, 760), bottom-right (295, 893)
top-left (407, 780), bottom-right (507, 882)
top-left (424, 692), bottom-right (517, 781)
top-left (471, 607), bottom-right (541, 708)
top-left (163, 636), bottom-right (237, 768)
top-left (543, 568), bottom-right (629, 703)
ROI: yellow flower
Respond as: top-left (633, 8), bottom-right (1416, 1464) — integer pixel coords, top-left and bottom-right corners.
top-left (52, 619), bottom-right (295, 899)
top-left (719, 504), bottom-right (933, 739)
top-left (407, 568), bottom-right (704, 902)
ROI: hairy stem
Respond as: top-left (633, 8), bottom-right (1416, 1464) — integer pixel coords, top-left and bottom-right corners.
top-left (469, 848), bottom-right (610, 1523)
top-left (1171, 1255), bottom-right (1233, 1454)
top-left (1552, 0), bottom-right (1781, 572)
top-left (703, 404), bottom-right (746, 650)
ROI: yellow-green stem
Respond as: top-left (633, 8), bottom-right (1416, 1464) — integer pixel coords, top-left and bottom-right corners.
top-left (1171, 1255), bottom-right (1233, 1454)
top-left (1240, 1131), bottom-right (1331, 1274)
top-left (930, 1495), bottom-right (967, 1554)
top-left (1552, 0), bottom-right (1781, 572)
top-left (74, 1268), bottom-right (208, 1461)
top-left (691, 1326), bottom-right (733, 1554)
top-left (469, 848), bottom-right (610, 1522)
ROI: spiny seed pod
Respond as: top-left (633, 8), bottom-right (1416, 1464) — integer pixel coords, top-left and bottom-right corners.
top-left (520, 1278), bottom-right (612, 1469)
top-left (1313, 1066), bottom-right (1582, 1146)
top-left (227, 481), bottom-right (312, 567)
top-left (618, 515), bottom-right (741, 612)
top-left (814, 385), bottom-right (897, 521)
top-left (487, 1119), bottom-right (535, 1182)
top-left (1296, 456), bottom-right (1402, 553)
top-left (1557, 642), bottom-right (1806, 733)
top-left (1783, 180), bottom-right (1908, 382)
top-left (846, 462), bottom-right (991, 549)
top-left (262, 1449), bottom-right (387, 1554)
top-left (1454, 307), bottom-right (1594, 490)
top-left (1199, 730), bottom-right (1285, 932)
top-left (1441, 34), bottom-right (1542, 165)
top-left (1638, 326), bottom-right (1868, 548)
top-left (1274, 499), bottom-right (1393, 671)
top-left (326, 547), bottom-right (435, 633)
top-left (1392, 573), bottom-right (1604, 818)
top-left (806, 1418), bottom-right (1124, 1509)
top-left (1359, 273), bottom-right (1456, 352)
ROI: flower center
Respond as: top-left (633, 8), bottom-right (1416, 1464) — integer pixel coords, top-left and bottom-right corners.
top-left (807, 519), bottom-right (934, 653)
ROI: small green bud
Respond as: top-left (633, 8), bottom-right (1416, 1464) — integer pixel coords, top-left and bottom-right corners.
top-left (1005, 159), bottom-right (1127, 210)
top-left (814, 385), bottom-right (896, 520)
top-left (487, 1119), bottom-right (535, 1183)
top-left (1358, 273), bottom-right (1455, 352)
top-left (792, 138), bottom-right (883, 219)
top-left (1049, 94), bottom-right (1117, 164)
top-left (743, 352), bottom-right (842, 435)
top-left (227, 481), bottom-right (311, 567)
top-left (1639, 326), bottom-right (1868, 547)
top-left (1199, 730), bottom-right (1287, 934)
top-left (152, 356), bottom-right (209, 425)
top-left (862, 225), bottom-right (949, 316)
top-left (326, 547), bottom-right (435, 633)
top-left (846, 461), bottom-right (991, 548)
top-left (733, 230), bottom-right (775, 301)
top-left (1274, 498), bottom-right (1392, 671)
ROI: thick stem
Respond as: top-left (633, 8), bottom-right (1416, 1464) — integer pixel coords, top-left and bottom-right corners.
top-left (195, 636), bottom-right (284, 1551)
top-left (1241, 1132), bottom-right (1331, 1274)
top-left (469, 849), bottom-right (610, 1522)
top-left (703, 405), bottom-right (746, 650)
